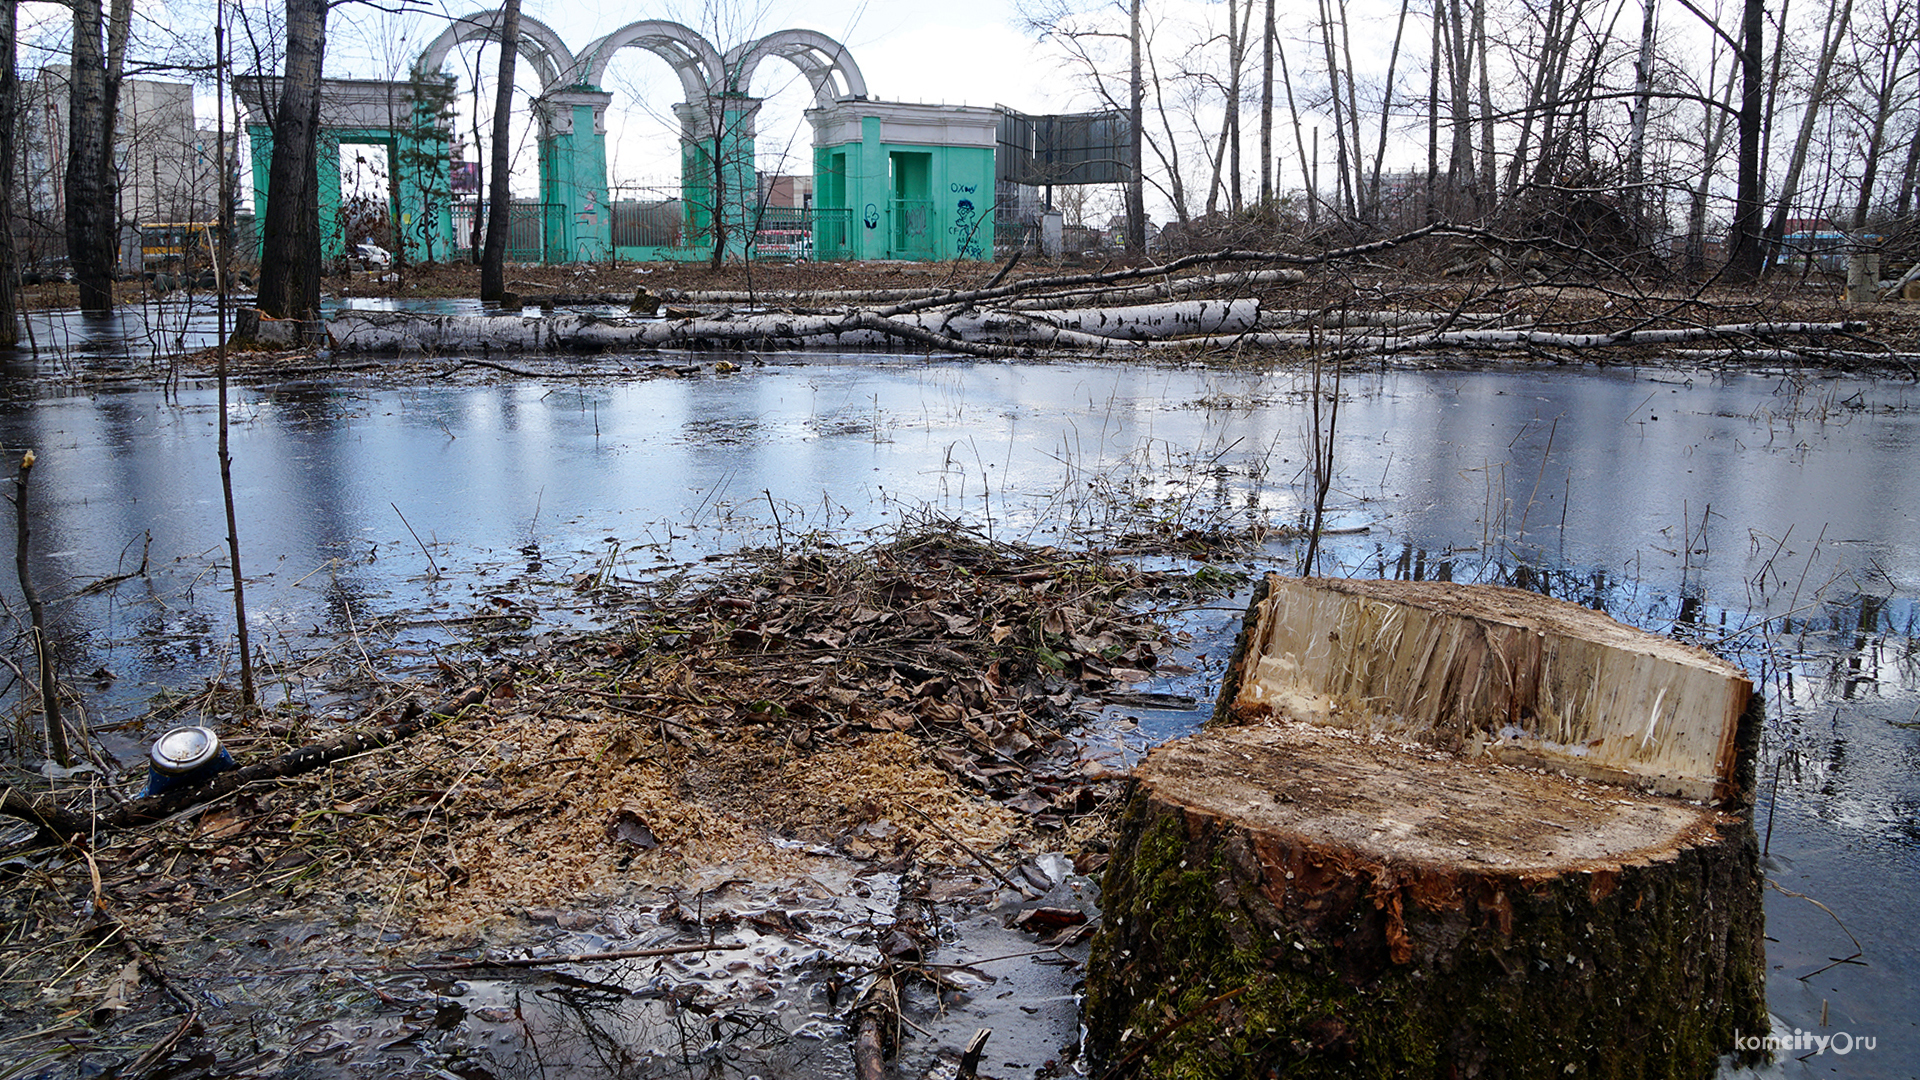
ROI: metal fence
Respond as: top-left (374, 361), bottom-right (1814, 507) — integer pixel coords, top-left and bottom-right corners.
top-left (452, 202), bottom-right (562, 263)
top-left (893, 199), bottom-right (935, 259)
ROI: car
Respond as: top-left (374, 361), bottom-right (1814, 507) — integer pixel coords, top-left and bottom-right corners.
top-left (354, 242), bottom-right (392, 268)
top-left (22, 256), bottom-right (73, 284)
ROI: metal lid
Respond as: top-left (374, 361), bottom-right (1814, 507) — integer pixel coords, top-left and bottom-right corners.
top-left (150, 726), bottom-right (221, 774)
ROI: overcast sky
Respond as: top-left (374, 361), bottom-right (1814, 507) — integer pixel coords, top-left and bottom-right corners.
top-left (307, 0), bottom-right (1093, 197)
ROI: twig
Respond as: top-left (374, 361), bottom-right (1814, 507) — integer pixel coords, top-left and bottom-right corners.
top-left (391, 502), bottom-right (441, 579)
top-left (957, 1027), bottom-right (992, 1080)
top-left (897, 801), bottom-right (1035, 898)
top-left (13, 450), bottom-right (71, 766)
top-left (401, 942), bottom-right (726, 972)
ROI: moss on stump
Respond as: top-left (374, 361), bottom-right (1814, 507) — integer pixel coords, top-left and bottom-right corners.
top-left (1084, 578), bottom-right (1767, 1078)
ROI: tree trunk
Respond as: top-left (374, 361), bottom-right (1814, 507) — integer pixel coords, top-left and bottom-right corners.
top-left (1442, 0), bottom-right (1478, 213)
top-left (1760, 0), bottom-right (1851, 260)
top-left (1337, 2), bottom-right (1364, 218)
top-left (1426, 7), bottom-right (1440, 222)
top-left (1260, 0), bottom-right (1275, 206)
top-left (1623, 0), bottom-right (1657, 220)
top-left (1083, 575), bottom-right (1767, 1078)
top-left (0, 0), bottom-right (18, 346)
top-left (1723, 0), bottom-right (1766, 279)
top-left (480, 0), bottom-right (522, 302)
top-left (1276, 33), bottom-right (1313, 219)
top-left (1847, 16), bottom-right (1913, 233)
top-left (1227, 0), bottom-right (1248, 215)
top-left (255, 0), bottom-right (328, 321)
top-left (1127, 0), bottom-right (1147, 250)
top-left (65, 0), bottom-right (116, 312)
top-left (1505, 0), bottom-right (1567, 198)
top-left (1316, 0), bottom-right (1355, 219)
top-left (1686, 55), bottom-right (1739, 275)
top-left (1472, 0), bottom-right (1495, 211)
top-left (1895, 61), bottom-right (1920, 221)
top-left (1147, 47), bottom-right (1193, 224)
top-left (1362, 0), bottom-right (1411, 224)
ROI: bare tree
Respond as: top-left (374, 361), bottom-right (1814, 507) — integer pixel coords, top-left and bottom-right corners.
top-left (1727, 0), bottom-right (1767, 278)
top-left (1839, 0), bottom-right (1918, 232)
top-left (255, 0), bottom-right (329, 320)
top-left (1759, 0), bottom-right (1853, 258)
top-left (0, 0), bottom-right (18, 346)
top-left (65, 0), bottom-right (134, 312)
top-left (1127, 0), bottom-right (1146, 249)
top-left (479, 0), bottom-right (521, 300)
top-left (1622, 0), bottom-right (1658, 220)
top-left (1259, 0), bottom-right (1274, 205)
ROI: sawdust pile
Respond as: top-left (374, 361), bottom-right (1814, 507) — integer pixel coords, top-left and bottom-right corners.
top-left (28, 527), bottom-right (1219, 940)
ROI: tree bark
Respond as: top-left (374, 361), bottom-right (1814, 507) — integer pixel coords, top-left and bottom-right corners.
top-left (1083, 576), bottom-right (1767, 1077)
top-left (1259, 0), bottom-right (1275, 206)
top-left (0, 0), bottom-right (18, 345)
top-left (480, 0), bottom-right (522, 301)
top-left (1623, 0), bottom-right (1658, 221)
top-left (1127, 0), bottom-right (1147, 250)
top-left (255, 0), bottom-right (328, 320)
top-left (1723, 0), bottom-right (1767, 279)
top-left (65, 0), bottom-right (116, 312)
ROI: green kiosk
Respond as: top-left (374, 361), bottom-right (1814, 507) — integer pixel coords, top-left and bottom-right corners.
top-left (808, 101), bottom-right (999, 262)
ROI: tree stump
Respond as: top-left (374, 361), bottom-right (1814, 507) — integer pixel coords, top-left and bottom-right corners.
top-left (1084, 576), bottom-right (1767, 1079)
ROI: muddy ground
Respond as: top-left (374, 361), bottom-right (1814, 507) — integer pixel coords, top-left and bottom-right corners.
top-left (3, 253), bottom-right (1915, 1078)
top-left (0, 525), bottom-right (1245, 1079)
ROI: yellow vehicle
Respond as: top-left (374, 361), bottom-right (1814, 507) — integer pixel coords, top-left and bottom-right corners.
top-left (139, 221), bottom-right (217, 273)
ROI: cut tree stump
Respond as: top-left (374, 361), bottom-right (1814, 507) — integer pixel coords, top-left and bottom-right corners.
top-left (1084, 575), bottom-right (1767, 1079)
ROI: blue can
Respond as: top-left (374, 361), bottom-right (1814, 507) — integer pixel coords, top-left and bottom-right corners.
top-left (143, 725), bottom-right (237, 797)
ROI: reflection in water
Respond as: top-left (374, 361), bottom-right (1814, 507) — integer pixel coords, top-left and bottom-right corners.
top-left (0, 357), bottom-right (1914, 1074)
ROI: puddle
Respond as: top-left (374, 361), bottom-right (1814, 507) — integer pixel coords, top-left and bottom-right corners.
top-left (0, 332), bottom-right (1914, 1075)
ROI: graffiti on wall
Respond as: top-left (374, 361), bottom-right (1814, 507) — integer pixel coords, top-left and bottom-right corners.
top-left (951, 197), bottom-right (982, 259)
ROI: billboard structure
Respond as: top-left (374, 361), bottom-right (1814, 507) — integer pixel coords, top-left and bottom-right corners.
top-left (995, 107), bottom-right (1132, 187)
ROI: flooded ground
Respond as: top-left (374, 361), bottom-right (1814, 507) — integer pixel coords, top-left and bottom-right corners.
top-left (1, 319), bottom-right (1915, 1077)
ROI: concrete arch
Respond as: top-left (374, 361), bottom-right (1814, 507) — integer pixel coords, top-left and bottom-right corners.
top-left (418, 10), bottom-right (576, 90)
top-left (722, 29), bottom-right (867, 109)
top-left (577, 20), bottom-right (724, 103)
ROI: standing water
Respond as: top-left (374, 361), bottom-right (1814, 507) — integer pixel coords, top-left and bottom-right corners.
top-left (1, 322), bottom-right (1914, 1076)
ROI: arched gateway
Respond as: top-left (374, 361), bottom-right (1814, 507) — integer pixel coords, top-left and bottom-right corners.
top-left (242, 15), bottom-right (1001, 264)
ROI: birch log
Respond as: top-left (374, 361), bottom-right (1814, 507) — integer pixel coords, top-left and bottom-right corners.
top-left (324, 300), bottom-right (1260, 355)
top-left (1083, 575), bottom-right (1767, 1078)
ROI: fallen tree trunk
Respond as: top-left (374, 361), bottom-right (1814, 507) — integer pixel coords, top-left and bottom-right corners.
top-left (324, 300), bottom-right (1260, 355)
top-left (1253, 308), bottom-right (1508, 329)
top-left (1, 665), bottom-right (515, 843)
top-left (1003, 269), bottom-right (1306, 310)
top-left (1083, 576), bottom-right (1766, 1078)
top-left (1117, 320), bottom-right (1867, 356)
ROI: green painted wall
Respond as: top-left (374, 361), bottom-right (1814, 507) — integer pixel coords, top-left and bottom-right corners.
top-left (538, 101), bottom-right (612, 262)
top-left (812, 116), bottom-right (994, 261)
top-left (246, 119), bottom-right (452, 266)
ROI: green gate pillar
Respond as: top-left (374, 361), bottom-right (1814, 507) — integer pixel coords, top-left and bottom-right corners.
top-left (536, 88), bottom-right (615, 263)
top-left (675, 96), bottom-right (760, 260)
top-left (807, 101), bottom-right (997, 261)
top-left (237, 76), bottom-right (454, 266)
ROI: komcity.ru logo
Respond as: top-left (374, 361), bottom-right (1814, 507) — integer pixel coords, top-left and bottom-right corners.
top-left (1735, 1029), bottom-right (1877, 1055)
